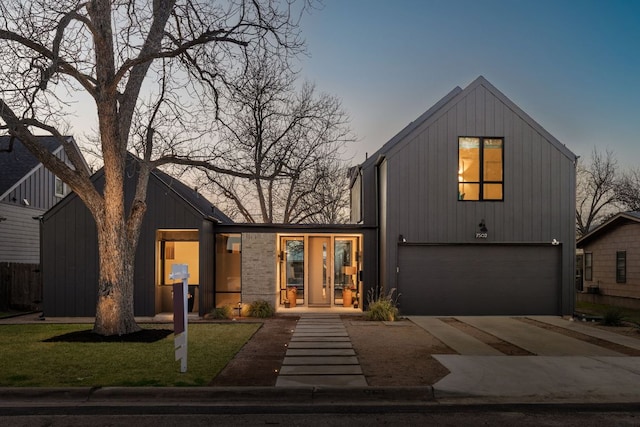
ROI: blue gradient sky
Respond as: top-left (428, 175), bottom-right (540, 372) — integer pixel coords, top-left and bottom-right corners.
top-left (299, 0), bottom-right (640, 167)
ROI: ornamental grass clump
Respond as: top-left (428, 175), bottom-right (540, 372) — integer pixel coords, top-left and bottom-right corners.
top-left (364, 287), bottom-right (400, 321)
top-left (205, 305), bottom-right (234, 320)
top-left (247, 300), bottom-right (275, 318)
top-left (601, 307), bottom-right (626, 326)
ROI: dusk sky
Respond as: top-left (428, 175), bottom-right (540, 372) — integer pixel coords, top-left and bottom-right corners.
top-left (298, 0), bottom-right (640, 168)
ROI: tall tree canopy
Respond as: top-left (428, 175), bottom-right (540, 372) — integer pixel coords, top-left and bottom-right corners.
top-left (617, 167), bottom-right (640, 212)
top-left (201, 52), bottom-right (354, 223)
top-left (0, 0), bottom-right (307, 335)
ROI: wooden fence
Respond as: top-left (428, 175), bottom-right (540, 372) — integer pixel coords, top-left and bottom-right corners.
top-left (0, 262), bottom-right (42, 311)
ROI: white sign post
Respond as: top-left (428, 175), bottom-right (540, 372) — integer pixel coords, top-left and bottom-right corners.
top-left (169, 264), bottom-right (189, 373)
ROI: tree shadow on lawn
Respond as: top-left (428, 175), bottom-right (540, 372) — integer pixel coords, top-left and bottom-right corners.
top-left (43, 329), bottom-right (173, 343)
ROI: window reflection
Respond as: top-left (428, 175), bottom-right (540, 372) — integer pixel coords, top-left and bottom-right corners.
top-left (215, 234), bottom-right (241, 307)
top-left (458, 137), bottom-right (503, 201)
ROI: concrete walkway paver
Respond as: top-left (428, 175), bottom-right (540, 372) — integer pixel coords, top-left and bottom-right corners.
top-left (276, 314), bottom-right (367, 387)
top-left (458, 316), bottom-right (623, 356)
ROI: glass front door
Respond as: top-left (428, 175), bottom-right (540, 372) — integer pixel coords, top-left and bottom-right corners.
top-left (308, 236), bottom-right (331, 306)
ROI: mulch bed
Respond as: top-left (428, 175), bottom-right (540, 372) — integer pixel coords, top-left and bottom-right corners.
top-left (209, 316), bottom-right (298, 386)
top-left (43, 328), bottom-right (173, 343)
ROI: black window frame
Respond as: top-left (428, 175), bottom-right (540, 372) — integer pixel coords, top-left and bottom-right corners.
top-left (616, 251), bottom-right (626, 284)
top-left (458, 136), bottom-right (504, 201)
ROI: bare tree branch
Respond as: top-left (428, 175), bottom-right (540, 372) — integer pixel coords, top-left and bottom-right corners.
top-left (201, 49), bottom-right (354, 224)
top-left (0, 0), bottom-right (310, 335)
top-left (576, 147), bottom-right (620, 236)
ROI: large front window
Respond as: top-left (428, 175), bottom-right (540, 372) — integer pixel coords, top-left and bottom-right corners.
top-left (458, 137), bottom-right (503, 201)
top-left (278, 234), bottom-right (362, 308)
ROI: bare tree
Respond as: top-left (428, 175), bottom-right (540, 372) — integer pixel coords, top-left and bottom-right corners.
top-left (576, 147), bottom-right (620, 237)
top-left (617, 167), bottom-right (640, 212)
top-left (201, 52), bottom-right (354, 224)
top-left (0, 0), bottom-right (307, 335)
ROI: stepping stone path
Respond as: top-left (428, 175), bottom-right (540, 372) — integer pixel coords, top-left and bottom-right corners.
top-left (275, 314), bottom-right (368, 387)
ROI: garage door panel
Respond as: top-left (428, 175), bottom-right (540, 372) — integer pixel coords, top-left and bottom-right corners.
top-left (397, 245), bottom-right (560, 315)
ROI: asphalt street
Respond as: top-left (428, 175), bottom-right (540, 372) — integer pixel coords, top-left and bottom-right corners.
top-left (2, 402), bottom-right (640, 426)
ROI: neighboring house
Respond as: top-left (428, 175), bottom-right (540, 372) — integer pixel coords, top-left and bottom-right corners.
top-left (350, 76), bottom-right (577, 315)
top-left (576, 211), bottom-right (640, 310)
top-left (0, 136), bottom-right (87, 310)
top-left (42, 155), bottom-right (233, 317)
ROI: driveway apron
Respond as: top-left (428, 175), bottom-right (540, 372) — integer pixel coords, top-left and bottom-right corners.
top-left (457, 316), bottom-right (623, 356)
top-left (276, 314), bottom-right (367, 387)
top-left (410, 316), bottom-right (640, 401)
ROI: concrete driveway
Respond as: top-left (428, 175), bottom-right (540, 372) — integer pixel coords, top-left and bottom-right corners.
top-left (409, 316), bottom-right (640, 402)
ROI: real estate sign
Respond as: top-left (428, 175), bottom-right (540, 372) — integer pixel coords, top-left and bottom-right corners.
top-left (170, 264), bottom-right (189, 373)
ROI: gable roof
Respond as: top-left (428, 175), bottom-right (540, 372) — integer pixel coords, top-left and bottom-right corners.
top-left (577, 211), bottom-right (640, 247)
top-left (361, 76), bottom-right (576, 169)
top-left (151, 167), bottom-right (233, 224)
top-left (0, 135), bottom-right (64, 198)
top-left (361, 85), bottom-right (463, 168)
top-left (44, 153), bottom-right (233, 224)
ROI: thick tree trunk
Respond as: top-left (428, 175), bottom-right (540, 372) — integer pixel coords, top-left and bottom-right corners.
top-left (92, 147), bottom-right (141, 336)
top-left (93, 220), bottom-right (141, 335)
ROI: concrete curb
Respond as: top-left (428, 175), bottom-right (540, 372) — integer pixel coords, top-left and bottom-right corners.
top-left (2, 386), bottom-right (640, 407)
top-left (0, 386), bottom-right (436, 406)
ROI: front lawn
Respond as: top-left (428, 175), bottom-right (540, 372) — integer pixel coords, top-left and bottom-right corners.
top-left (0, 323), bottom-right (259, 387)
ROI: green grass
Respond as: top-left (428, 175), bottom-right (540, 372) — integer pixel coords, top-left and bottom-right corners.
top-left (0, 323), bottom-right (259, 387)
top-left (576, 301), bottom-right (640, 324)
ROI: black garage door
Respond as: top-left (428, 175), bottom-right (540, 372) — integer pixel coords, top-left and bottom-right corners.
top-left (397, 244), bottom-right (561, 315)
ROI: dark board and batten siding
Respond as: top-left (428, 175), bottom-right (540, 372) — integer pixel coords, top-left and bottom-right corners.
top-left (1, 146), bottom-right (70, 211)
top-left (360, 77), bottom-right (576, 315)
top-left (43, 170), bottom-right (214, 317)
top-left (43, 194), bottom-right (98, 317)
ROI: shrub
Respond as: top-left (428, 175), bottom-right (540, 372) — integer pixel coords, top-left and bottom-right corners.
top-left (204, 305), bottom-right (233, 320)
top-left (601, 307), bottom-right (626, 326)
top-left (364, 287), bottom-right (399, 321)
top-left (247, 300), bottom-right (275, 318)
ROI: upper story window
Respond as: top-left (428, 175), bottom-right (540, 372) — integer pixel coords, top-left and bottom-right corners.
top-left (349, 169), bottom-right (363, 223)
top-left (54, 176), bottom-right (67, 198)
top-left (458, 137), bottom-right (503, 201)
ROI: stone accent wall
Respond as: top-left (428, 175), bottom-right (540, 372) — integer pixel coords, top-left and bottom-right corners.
top-left (241, 233), bottom-right (277, 307)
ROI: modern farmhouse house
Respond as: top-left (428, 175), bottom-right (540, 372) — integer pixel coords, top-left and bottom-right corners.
top-left (350, 76), bottom-right (577, 315)
top-left (42, 77), bottom-right (576, 318)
